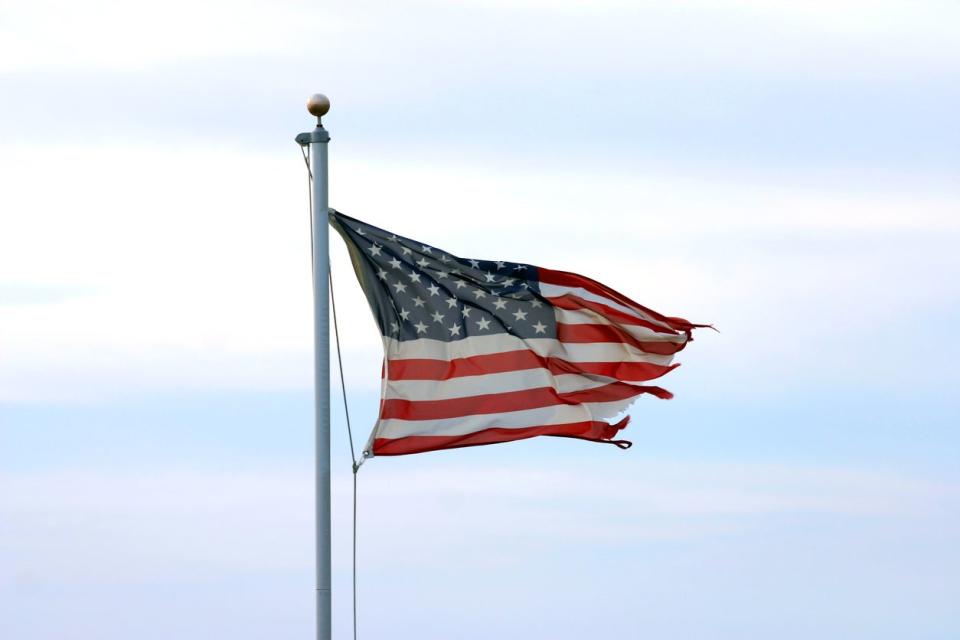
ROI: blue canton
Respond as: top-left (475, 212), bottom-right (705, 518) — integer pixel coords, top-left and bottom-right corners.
top-left (330, 211), bottom-right (556, 342)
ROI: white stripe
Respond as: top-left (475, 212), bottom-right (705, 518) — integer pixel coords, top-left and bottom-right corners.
top-left (385, 333), bottom-right (524, 360)
top-left (384, 369), bottom-right (616, 402)
top-left (375, 397), bottom-right (637, 439)
top-left (540, 282), bottom-right (677, 331)
top-left (555, 308), bottom-right (688, 344)
top-left (383, 334), bottom-right (675, 367)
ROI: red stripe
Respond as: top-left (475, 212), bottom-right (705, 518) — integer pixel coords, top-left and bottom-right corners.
top-left (372, 417), bottom-right (630, 455)
top-left (388, 349), bottom-right (678, 382)
top-left (557, 323), bottom-right (688, 356)
top-left (548, 293), bottom-right (681, 335)
top-left (388, 350), bottom-right (541, 380)
top-left (539, 267), bottom-right (703, 332)
top-left (380, 381), bottom-right (670, 421)
top-left (549, 358), bottom-right (679, 382)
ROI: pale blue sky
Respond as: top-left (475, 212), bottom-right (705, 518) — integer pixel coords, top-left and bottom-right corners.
top-left (1, 1), bottom-right (959, 638)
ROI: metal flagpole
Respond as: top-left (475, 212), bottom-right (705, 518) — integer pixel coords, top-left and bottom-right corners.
top-left (297, 93), bottom-right (332, 640)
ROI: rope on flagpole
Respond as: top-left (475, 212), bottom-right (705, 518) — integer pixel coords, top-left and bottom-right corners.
top-left (330, 270), bottom-right (358, 466)
top-left (330, 269), bottom-right (362, 640)
top-left (301, 145), bottom-right (314, 284)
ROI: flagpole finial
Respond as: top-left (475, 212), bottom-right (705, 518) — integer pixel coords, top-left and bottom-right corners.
top-left (307, 94), bottom-right (331, 122)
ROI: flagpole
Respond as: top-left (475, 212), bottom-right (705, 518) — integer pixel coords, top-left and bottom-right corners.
top-left (297, 93), bottom-right (332, 640)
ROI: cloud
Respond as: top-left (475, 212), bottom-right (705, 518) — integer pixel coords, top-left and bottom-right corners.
top-left (4, 0), bottom-right (957, 75)
top-left (2, 142), bottom-right (958, 402)
top-left (3, 459), bottom-right (957, 639)
top-left (1, 142), bottom-right (957, 402)
top-left (0, 283), bottom-right (93, 306)
top-left (1, 460), bottom-right (954, 580)
top-left (3, 3), bottom-right (958, 637)
top-left (0, 0), bottom-right (356, 73)
top-left (4, 1), bottom-right (957, 181)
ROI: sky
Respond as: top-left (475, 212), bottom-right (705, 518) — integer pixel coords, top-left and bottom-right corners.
top-left (1, 0), bottom-right (958, 638)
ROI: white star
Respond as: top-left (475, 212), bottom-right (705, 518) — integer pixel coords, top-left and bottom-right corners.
top-left (448, 324), bottom-right (461, 336)
top-left (492, 298), bottom-right (508, 310)
top-left (446, 297), bottom-right (458, 309)
top-left (416, 257), bottom-right (430, 268)
top-left (503, 278), bottom-right (516, 286)
top-left (355, 227), bottom-right (366, 236)
top-left (412, 297), bottom-right (425, 308)
top-left (392, 281), bottom-right (407, 293)
top-left (421, 245), bottom-right (432, 254)
top-left (454, 280), bottom-right (467, 290)
top-left (476, 317), bottom-right (491, 331)
top-left (389, 234), bottom-right (398, 242)
top-left (472, 289), bottom-right (486, 299)
top-left (436, 270), bottom-right (449, 279)
top-left (496, 260), bottom-right (506, 269)
top-left (389, 257), bottom-right (402, 269)
top-left (513, 264), bottom-right (526, 271)
top-left (431, 311), bottom-right (445, 323)
top-left (399, 308), bottom-right (411, 320)
top-left (532, 321), bottom-right (547, 334)
top-left (468, 259), bottom-right (480, 269)
top-left (414, 321), bottom-right (428, 334)
top-left (407, 271), bottom-right (421, 283)
top-left (531, 299), bottom-right (543, 308)
top-left (461, 307), bottom-right (472, 318)
top-left (520, 282), bottom-right (530, 289)
top-left (390, 321), bottom-right (399, 333)
top-left (376, 268), bottom-right (388, 281)
top-left (484, 272), bottom-right (497, 283)
top-left (512, 308), bottom-right (528, 321)
top-left (440, 254), bottom-right (451, 263)
top-left (400, 246), bottom-right (413, 256)
top-left (368, 243), bottom-right (382, 256)
top-left (427, 283), bottom-right (440, 296)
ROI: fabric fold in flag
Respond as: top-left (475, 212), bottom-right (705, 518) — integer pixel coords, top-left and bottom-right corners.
top-left (329, 210), bottom-right (707, 457)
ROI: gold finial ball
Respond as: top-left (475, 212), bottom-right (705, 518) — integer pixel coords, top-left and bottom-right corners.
top-left (307, 93), bottom-right (331, 118)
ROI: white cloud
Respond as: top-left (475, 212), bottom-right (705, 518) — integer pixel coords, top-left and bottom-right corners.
top-left (4, 460), bottom-right (956, 638)
top-left (2, 0), bottom-right (957, 77)
top-left (0, 0), bottom-right (356, 73)
top-left (2, 3), bottom-right (957, 637)
top-left (1, 460), bottom-right (954, 581)
top-left (1, 143), bottom-right (957, 401)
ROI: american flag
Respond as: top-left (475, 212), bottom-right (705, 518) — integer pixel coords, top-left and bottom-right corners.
top-left (330, 210), bottom-right (705, 456)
